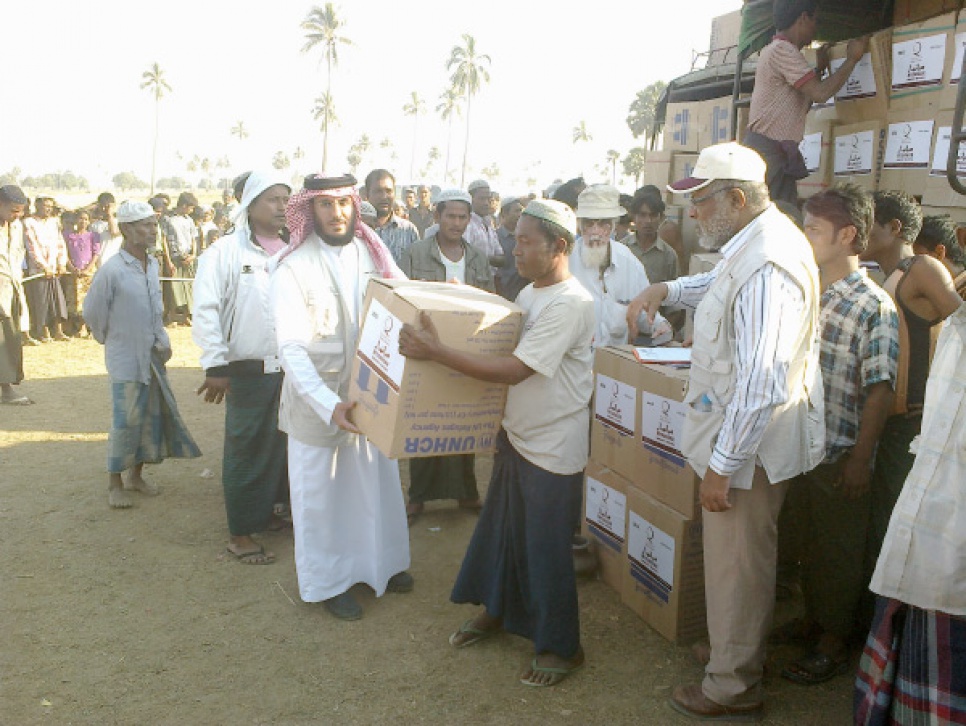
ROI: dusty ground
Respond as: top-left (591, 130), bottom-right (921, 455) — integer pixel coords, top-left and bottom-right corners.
top-left (1, 328), bottom-right (853, 725)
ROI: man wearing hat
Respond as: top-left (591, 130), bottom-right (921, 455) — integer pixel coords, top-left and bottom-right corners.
top-left (465, 179), bottom-right (503, 265)
top-left (570, 184), bottom-right (671, 349)
top-left (84, 201), bottom-right (201, 509)
top-left (269, 173), bottom-right (413, 621)
top-left (400, 189), bottom-right (493, 523)
top-left (627, 142), bottom-right (824, 719)
top-left (0, 185), bottom-right (32, 405)
top-left (399, 199), bottom-right (594, 688)
top-left (193, 172), bottom-right (293, 566)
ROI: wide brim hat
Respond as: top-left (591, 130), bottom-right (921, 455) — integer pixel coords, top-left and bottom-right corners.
top-left (575, 184), bottom-right (626, 219)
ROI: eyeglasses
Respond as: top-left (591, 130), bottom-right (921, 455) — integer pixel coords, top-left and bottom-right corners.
top-left (581, 219), bottom-right (614, 229)
top-left (689, 186), bottom-right (736, 208)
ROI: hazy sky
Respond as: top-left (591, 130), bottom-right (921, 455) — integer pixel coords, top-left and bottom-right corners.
top-left (2, 0), bottom-right (740, 194)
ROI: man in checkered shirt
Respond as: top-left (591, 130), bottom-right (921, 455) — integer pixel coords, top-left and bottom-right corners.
top-left (779, 184), bottom-right (899, 685)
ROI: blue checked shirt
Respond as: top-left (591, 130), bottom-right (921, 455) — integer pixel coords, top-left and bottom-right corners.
top-left (374, 214), bottom-right (420, 265)
top-left (818, 269), bottom-right (899, 462)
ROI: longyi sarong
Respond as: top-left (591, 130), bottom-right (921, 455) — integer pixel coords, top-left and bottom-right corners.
top-left (855, 596), bottom-right (966, 725)
top-left (450, 430), bottom-right (582, 659)
top-left (107, 362), bottom-right (201, 472)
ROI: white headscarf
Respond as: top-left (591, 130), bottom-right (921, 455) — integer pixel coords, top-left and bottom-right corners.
top-left (230, 171), bottom-right (291, 240)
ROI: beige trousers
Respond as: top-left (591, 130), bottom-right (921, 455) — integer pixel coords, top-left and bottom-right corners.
top-left (702, 466), bottom-right (788, 706)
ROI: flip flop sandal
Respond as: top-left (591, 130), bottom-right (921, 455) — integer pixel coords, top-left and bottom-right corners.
top-left (520, 658), bottom-right (585, 687)
top-left (226, 545), bottom-right (276, 565)
top-left (781, 651), bottom-right (849, 685)
top-left (1, 395), bottom-right (33, 405)
top-left (448, 619), bottom-right (499, 649)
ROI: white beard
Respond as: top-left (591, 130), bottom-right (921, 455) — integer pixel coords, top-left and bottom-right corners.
top-left (580, 241), bottom-right (610, 270)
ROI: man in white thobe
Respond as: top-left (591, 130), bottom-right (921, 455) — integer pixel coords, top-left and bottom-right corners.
top-left (269, 173), bottom-right (412, 621)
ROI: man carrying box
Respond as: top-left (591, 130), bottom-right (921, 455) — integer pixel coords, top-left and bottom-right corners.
top-left (398, 199), bottom-right (595, 687)
top-left (269, 173), bottom-right (413, 621)
top-left (627, 142), bottom-right (824, 720)
top-left (745, 0), bottom-right (868, 204)
top-left (779, 185), bottom-right (899, 684)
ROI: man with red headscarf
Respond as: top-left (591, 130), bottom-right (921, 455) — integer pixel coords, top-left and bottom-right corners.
top-left (269, 173), bottom-right (413, 621)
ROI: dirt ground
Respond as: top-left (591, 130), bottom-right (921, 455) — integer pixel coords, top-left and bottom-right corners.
top-left (1, 328), bottom-right (853, 725)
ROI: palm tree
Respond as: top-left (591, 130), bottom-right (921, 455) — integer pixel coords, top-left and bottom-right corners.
top-left (436, 87), bottom-right (462, 184)
top-left (446, 34), bottom-right (491, 186)
top-left (311, 94), bottom-right (338, 140)
top-left (301, 3), bottom-right (352, 173)
top-left (231, 121), bottom-right (248, 142)
top-left (572, 121), bottom-right (592, 145)
top-left (402, 92), bottom-right (426, 181)
top-left (140, 62), bottom-right (172, 195)
top-left (273, 151), bottom-right (291, 171)
top-left (606, 149), bottom-right (621, 184)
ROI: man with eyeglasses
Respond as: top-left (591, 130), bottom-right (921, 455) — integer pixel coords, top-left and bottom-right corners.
top-left (627, 142), bottom-right (824, 721)
top-left (568, 184), bottom-right (671, 349)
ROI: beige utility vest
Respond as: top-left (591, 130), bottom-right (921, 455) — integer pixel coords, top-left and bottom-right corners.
top-left (680, 207), bottom-right (825, 489)
top-left (276, 236), bottom-right (379, 448)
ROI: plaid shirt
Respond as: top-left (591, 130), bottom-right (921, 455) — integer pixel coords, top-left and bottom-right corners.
top-left (819, 269), bottom-right (899, 462)
top-left (374, 214), bottom-right (419, 265)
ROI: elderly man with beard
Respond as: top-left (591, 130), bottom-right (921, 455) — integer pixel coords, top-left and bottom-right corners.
top-left (569, 184), bottom-right (671, 349)
top-left (193, 171), bottom-right (293, 566)
top-left (628, 142), bottom-right (824, 720)
top-left (269, 173), bottom-right (413, 621)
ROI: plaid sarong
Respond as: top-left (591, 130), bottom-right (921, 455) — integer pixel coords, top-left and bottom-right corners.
top-left (107, 362), bottom-right (201, 473)
top-left (855, 596), bottom-right (966, 725)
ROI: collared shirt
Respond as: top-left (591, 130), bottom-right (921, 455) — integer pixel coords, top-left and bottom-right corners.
top-left (748, 35), bottom-right (816, 143)
top-left (870, 301), bottom-right (966, 615)
top-left (408, 205), bottom-right (434, 238)
top-left (569, 238), bottom-right (670, 349)
top-left (819, 269), bottom-right (899, 462)
top-left (374, 213), bottom-right (420, 265)
top-left (83, 249), bottom-right (169, 385)
top-left (23, 216), bottom-right (66, 274)
top-left (621, 233), bottom-right (679, 285)
top-left (665, 208), bottom-right (807, 478)
top-left (465, 212), bottom-right (501, 259)
top-left (161, 214), bottom-right (198, 260)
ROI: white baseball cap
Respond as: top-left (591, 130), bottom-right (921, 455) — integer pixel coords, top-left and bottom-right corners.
top-left (667, 142), bottom-right (766, 194)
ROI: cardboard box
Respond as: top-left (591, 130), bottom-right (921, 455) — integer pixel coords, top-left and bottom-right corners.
top-left (622, 486), bottom-right (706, 643)
top-left (798, 115), bottom-right (836, 199)
top-left (922, 203), bottom-right (966, 224)
top-left (349, 279), bottom-right (521, 459)
top-left (828, 30), bottom-right (893, 124)
top-left (879, 110), bottom-right (937, 196)
top-left (923, 111), bottom-right (966, 206)
top-left (940, 15), bottom-right (966, 109)
top-left (664, 99), bottom-right (733, 152)
top-left (708, 10), bottom-right (741, 66)
top-left (582, 461), bottom-right (630, 592)
top-left (893, 0), bottom-right (960, 26)
top-left (833, 121), bottom-right (885, 191)
top-left (592, 346), bottom-right (643, 482)
top-left (890, 12), bottom-right (957, 112)
top-left (640, 150), bottom-right (673, 191)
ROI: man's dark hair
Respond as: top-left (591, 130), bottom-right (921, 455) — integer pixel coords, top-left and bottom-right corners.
top-left (917, 215), bottom-right (966, 265)
top-left (552, 177), bottom-right (585, 211)
top-left (872, 190), bottom-right (923, 243)
top-left (364, 169), bottom-right (395, 192)
top-left (0, 185), bottom-right (28, 206)
top-left (232, 171), bottom-right (252, 203)
top-left (804, 184), bottom-right (874, 253)
top-left (97, 192), bottom-right (115, 205)
top-left (631, 188), bottom-right (666, 216)
top-left (774, 0), bottom-right (818, 32)
top-left (177, 192), bottom-right (199, 209)
top-left (528, 215), bottom-right (576, 255)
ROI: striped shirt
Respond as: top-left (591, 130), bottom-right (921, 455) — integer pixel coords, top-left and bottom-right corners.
top-left (665, 223), bottom-right (806, 478)
top-left (374, 214), bottom-right (419, 265)
top-left (819, 270), bottom-right (899, 462)
top-left (465, 212), bottom-right (501, 259)
top-left (748, 35), bottom-right (816, 143)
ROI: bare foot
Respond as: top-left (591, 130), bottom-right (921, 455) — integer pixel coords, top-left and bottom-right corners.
top-left (108, 487), bottom-right (134, 509)
top-left (125, 474), bottom-right (159, 496)
top-left (520, 648), bottom-right (585, 687)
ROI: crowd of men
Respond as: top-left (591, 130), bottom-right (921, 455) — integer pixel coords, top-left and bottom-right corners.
top-left (3, 0), bottom-right (966, 718)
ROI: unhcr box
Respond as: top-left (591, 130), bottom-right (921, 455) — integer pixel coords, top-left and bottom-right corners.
top-left (622, 486), bottom-right (706, 643)
top-left (582, 461), bottom-right (630, 592)
top-left (349, 279), bottom-right (522, 459)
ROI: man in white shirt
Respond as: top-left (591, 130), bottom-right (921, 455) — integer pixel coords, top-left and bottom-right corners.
top-left (269, 173), bottom-right (412, 621)
top-left (629, 143), bottom-right (824, 720)
top-left (465, 179), bottom-right (503, 266)
top-left (569, 184), bottom-right (671, 348)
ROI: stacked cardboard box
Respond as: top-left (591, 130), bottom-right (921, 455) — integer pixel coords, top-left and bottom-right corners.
top-left (589, 346), bottom-right (706, 643)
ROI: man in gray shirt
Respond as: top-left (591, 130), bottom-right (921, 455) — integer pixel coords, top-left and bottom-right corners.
top-left (84, 201), bottom-right (200, 509)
